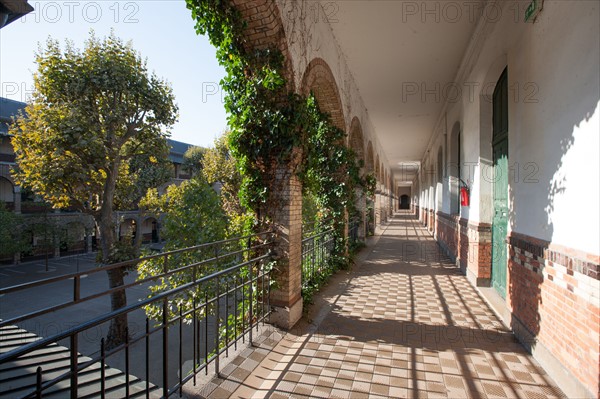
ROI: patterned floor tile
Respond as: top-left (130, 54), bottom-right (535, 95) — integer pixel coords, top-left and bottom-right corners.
top-left (199, 214), bottom-right (567, 399)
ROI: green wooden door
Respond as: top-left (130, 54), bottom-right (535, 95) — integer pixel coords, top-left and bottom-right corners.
top-left (492, 139), bottom-right (508, 297)
top-left (491, 68), bottom-right (509, 298)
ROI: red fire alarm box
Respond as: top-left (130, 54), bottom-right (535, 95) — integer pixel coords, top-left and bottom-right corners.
top-left (460, 186), bottom-right (470, 207)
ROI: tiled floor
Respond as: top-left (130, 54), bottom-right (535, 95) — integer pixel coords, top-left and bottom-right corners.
top-left (201, 212), bottom-right (566, 398)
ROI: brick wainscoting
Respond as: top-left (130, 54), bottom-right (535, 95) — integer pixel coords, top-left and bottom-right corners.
top-left (507, 232), bottom-right (599, 398)
top-left (430, 211), bottom-right (599, 396)
top-left (428, 209), bottom-right (434, 233)
top-left (434, 211), bottom-right (492, 286)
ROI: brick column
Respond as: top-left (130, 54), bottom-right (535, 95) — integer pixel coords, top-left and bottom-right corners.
top-left (374, 190), bottom-right (381, 228)
top-left (356, 188), bottom-right (366, 240)
top-left (269, 161), bottom-right (303, 329)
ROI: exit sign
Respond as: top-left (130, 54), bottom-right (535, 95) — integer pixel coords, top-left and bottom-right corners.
top-left (525, 0), bottom-right (543, 23)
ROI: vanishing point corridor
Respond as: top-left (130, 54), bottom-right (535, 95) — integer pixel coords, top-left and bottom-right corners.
top-left (213, 213), bottom-right (565, 399)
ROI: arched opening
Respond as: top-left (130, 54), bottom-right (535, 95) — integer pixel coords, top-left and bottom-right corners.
top-left (0, 176), bottom-right (14, 208)
top-left (300, 58), bottom-right (346, 233)
top-left (366, 141), bottom-right (375, 235)
top-left (348, 117), bottom-right (365, 166)
top-left (142, 217), bottom-right (159, 243)
top-left (366, 142), bottom-right (374, 173)
top-left (300, 58), bottom-right (345, 131)
top-left (349, 117), bottom-right (366, 238)
top-left (449, 122), bottom-right (461, 214)
top-left (436, 146), bottom-right (444, 211)
top-left (400, 195), bottom-right (410, 210)
top-left (478, 54), bottom-right (508, 224)
top-left (119, 218), bottom-right (137, 244)
top-left (62, 221), bottom-right (86, 255)
top-left (437, 147), bottom-right (443, 184)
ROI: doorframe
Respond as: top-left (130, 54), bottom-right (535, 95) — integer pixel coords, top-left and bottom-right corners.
top-left (491, 67), bottom-right (509, 298)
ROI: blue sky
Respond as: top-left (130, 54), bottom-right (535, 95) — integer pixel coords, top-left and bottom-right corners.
top-left (0, 0), bottom-right (227, 147)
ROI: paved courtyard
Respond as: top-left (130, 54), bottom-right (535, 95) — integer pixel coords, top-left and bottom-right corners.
top-left (201, 213), bottom-right (566, 398)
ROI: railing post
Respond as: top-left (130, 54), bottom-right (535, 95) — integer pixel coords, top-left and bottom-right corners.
top-left (125, 327), bottom-right (130, 399)
top-left (73, 276), bottom-right (80, 302)
top-left (100, 338), bottom-right (105, 399)
top-left (145, 319), bottom-right (150, 398)
top-left (36, 366), bottom-right (42, 399)
top-left (162, 298), bottom-right (169, 398)
top-left (69, 334), bottom-right (78, 399)
top-left (249, 261), bottom-right (253, 346)
top-left (311, 236), bottom-right (316, 283)
top-left (215, 278), bottom-right (221, 376)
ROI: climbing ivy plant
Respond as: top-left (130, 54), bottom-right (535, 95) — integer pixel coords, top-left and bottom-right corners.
top-left (186, 0), bottom-right (367, 253)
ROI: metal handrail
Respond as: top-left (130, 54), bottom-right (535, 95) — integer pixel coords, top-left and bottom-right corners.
top-left (0, 232), bottom-right (271, 328)
top-left (0, 231), bottom-right (271, 295)
top-left (0, 231), bottom-right (273, 399)
top-left (0, 253), bottom-right (270, 364)
top-left (301, 227), bottom-right (335, 288)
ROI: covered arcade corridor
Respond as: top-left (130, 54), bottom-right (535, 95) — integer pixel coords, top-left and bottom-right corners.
top-left (194, 212), bottom-right (565, 399)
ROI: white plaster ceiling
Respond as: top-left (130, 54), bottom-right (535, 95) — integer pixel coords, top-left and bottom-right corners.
top-left (328, 1), bottom-right (482, 184)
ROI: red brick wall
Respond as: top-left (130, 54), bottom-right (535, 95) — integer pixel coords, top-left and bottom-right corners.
top-left (435, 211), bottom-right (459, 261)
top-left (428, 209), bottom-right (434, 233)
top-left (431, 209), bottom-right (599, 395)
top-left (508, 232), bottom-right (600, 397)
top-left (456, 218), bottom-right (492, 283)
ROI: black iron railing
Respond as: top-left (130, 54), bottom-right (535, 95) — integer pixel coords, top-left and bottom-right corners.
top-left (0, 232), bottom-right (272, 398)
top-left (300, 227), bottom-right (335, 288)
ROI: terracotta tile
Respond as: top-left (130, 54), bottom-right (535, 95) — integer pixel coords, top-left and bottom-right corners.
top-left (216, 216), bottom-right (567, 399)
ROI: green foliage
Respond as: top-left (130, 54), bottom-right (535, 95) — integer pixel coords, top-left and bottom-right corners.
top-left (184, 1), bottom-right (372, 315)
top-left (201, 133), bottom-right (241, 211)
top-left (302, 192), bottom-right (320, 233)
top-left (10, 30), bottom-right (178, 346)
top-left (116, 149), bottom-right (174, 210)
top-left (140, 177), bottom-right (227, 250)
top-left (12, 31), bottom-right (178, 219)
top-left (0, 202), bottom-right (30, 258)
top-left (186, 1), bottom-right (368, 234)
top-left (138, 176), bottom-right (229, 320)
top-left (183, 146), bottom-right (208, 176)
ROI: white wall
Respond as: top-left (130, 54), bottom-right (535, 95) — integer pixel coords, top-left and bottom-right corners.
top-left (277, 0), bottom-right (392, 177)
top-left (418, 1), bottom-right (599, 255)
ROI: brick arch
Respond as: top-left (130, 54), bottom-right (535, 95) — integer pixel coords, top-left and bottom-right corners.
top-left (0, 165), bottom-right (14, 185)
top-left (375, 154), bottom-right (380, 182)
top-left (366, 141), bottom-right (374, 173)
top-left (300, 58), bottom-right (345, 131)
top-left (348, 117), bottom-right (365, 163)
top-left (230, 0), bottom-right (295, 89)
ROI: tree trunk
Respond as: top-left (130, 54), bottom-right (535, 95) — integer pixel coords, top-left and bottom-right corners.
top-left (98, 160), bottom-right (129, 349)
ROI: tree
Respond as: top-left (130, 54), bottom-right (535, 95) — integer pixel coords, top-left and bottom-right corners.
top-left (201, 132), bottom-right (254, 237)
top-left (138, 176), bottom-right (228, 320)
top-left (183, 145), bottom-right (208, 176)
top-left (0, 201), bottom-right (29, 260)
top-left (116, 151), bottom-right (173, 254)
top-left (11, 32), bottom-right (178, 347)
